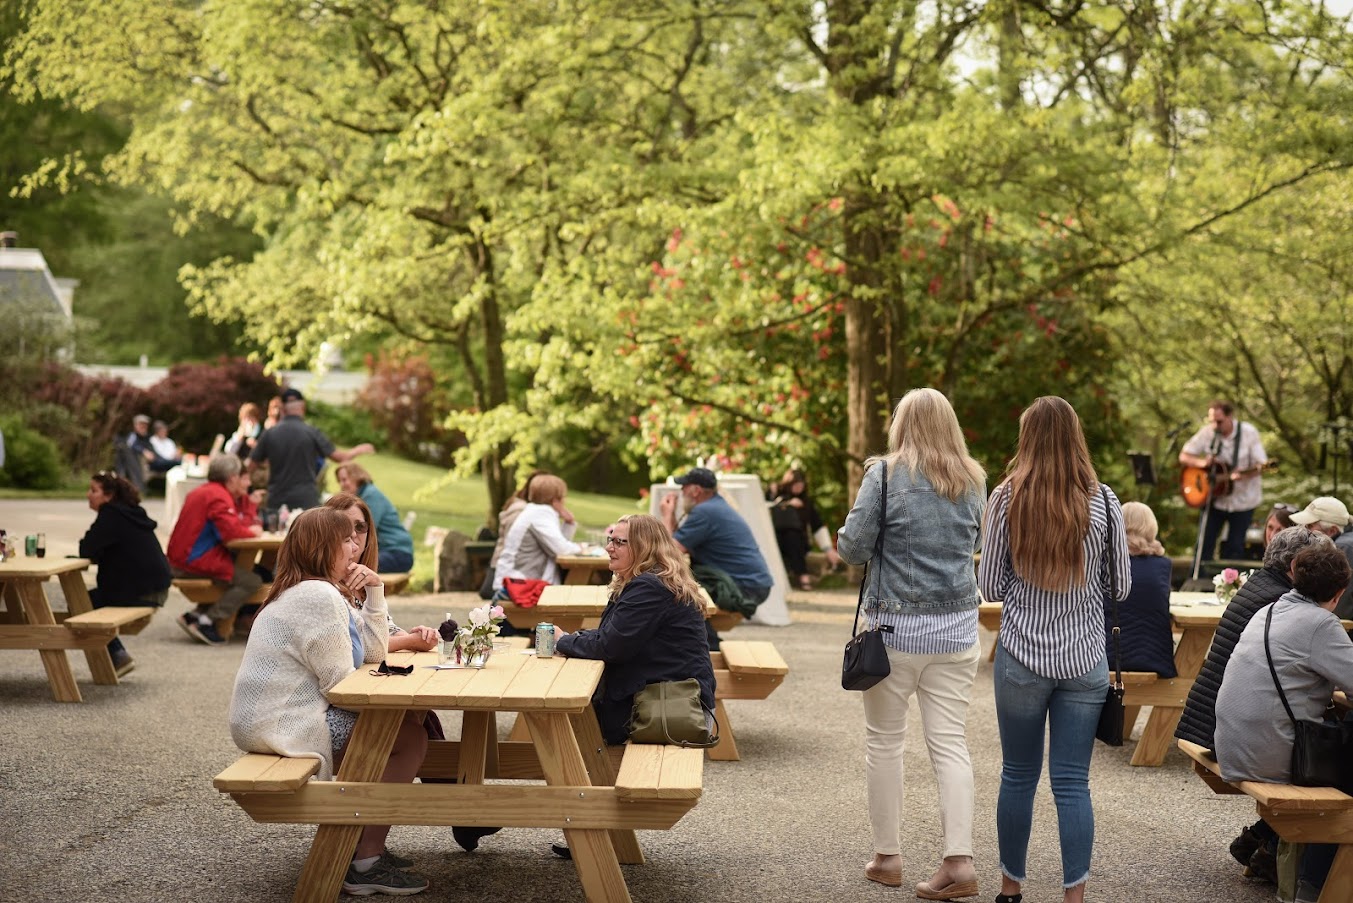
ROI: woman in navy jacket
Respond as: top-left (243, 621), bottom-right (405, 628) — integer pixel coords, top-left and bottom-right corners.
top-left (556, 513), bottom-right (715, 745)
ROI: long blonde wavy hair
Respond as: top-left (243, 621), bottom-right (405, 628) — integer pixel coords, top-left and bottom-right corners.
top-left (992, 396), bottom-right (1099, 592)
top-left (606, 514), bottom-right (704, 609)
top-left (872, 387), bottom-right (985, 501)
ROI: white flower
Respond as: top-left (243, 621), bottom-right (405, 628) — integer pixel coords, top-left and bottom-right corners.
top-left (469, 606), bottom-right (490, 628)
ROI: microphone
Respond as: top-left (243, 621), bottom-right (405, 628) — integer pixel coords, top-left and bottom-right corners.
top-left (1165, 421), bottom-right (1191, 440)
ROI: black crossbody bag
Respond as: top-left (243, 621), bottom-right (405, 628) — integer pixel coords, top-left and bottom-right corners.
top-left (1263, 604), bottom-right (1353, 793)
top-left (842, 462), bottom-right (890, 691)
top-left (1095, 486), bottom-right (1127, 746)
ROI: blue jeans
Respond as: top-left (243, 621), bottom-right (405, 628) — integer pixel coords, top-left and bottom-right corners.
top-left (1202, 507), bottom-right (1253, 560)
top-left (993, 645), bottom-right (1108, 888)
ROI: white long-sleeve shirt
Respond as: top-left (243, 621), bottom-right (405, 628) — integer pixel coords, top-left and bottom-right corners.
top-left (492, 503), bottom-right (580, 589)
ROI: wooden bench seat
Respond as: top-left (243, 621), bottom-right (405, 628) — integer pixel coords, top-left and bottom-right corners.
top-left (1179, 738), bottom-right (1353, 902)
top-left (707, 610), bottom-right (745, 632)
top-left (171, 578), bottom-right (271, 606)
top-left (63, 606), bottom-right (157, 637)
top-left (614, 743), bottom-right (705, 802)
top-left (214, 753), bottom-right (320, 792)
top-left (379, 573), bottom-right (410, 595)
top-left (708, 639), bottom-right (789, 762)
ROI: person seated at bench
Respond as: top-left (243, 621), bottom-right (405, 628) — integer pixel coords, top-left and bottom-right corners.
top-left (335, 463), bottom-right (414, 574)
top-left (79, 471), bottom-right (172, 676)
top-left (324, 492), bottom-right (436, 653)
top-left (492, 474), bottom-right (580, 621)
top-left (229, 508), bottom-right (429, 896)
top-left (127, 413), bottom-right (177, 475)
top-left (167, 455), bottom-right (264, 646)
top-left (479, 469), bottom-right (551, 599)
top-left (1108, 502), bottom-right (1176, 678)
top-left (551, 514), bottom-right (715, 860)
top-left (1215, 543), bottom-right (1353, 903)
top-left (148, 420), bottom-right (183, 471)
top-left (1174, 526), bottom-right (1330, 881)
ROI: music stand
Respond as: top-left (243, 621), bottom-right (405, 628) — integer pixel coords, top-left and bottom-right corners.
top-left (1128, 452), bottom-right (1156, 486)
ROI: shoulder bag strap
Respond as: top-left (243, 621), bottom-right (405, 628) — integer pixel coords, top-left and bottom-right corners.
top-left (658, 681), bottom-right (722, 749)
top-left (1262, 604), bottom-right (1300, 728)
top-left (850, 462), bottom-right (888, 639)
top-left (1102, 486), bottom-right (1123, 690)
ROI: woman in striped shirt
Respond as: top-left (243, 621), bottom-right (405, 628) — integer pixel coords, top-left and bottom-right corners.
top-left (978, 396), bottom-right (1130, 903)
top-left (837, 388), bottom-right (987, 898)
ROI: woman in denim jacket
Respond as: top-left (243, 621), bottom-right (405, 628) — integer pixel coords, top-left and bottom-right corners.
top-left (837, 388), bottom-right (986, 899)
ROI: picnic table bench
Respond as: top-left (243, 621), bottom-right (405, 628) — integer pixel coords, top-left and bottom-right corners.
top-left (1178, 739), bottom-right (1353, 903)
top-left (171, 533), bottom-right (409, 639)
top-left (215, 649), bottom-right (703, 903)
top-left (0, 558), bottom-right (156, 701)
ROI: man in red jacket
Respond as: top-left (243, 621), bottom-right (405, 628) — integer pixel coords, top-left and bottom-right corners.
top-left (167, 455), bottom-right (262, 645)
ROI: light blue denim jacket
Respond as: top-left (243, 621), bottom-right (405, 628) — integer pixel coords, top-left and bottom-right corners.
top-left (836, 461), bottom-right (985, 614)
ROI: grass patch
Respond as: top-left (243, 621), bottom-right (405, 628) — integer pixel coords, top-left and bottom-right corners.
top-left (352, 455), bottom-right (645, 591)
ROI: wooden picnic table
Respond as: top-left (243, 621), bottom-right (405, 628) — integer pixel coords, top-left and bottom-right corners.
top-left (218, 648), bottom-right (703, 903)
top-left (0, 557), bottom-right (154, 701)
top-left (977, 592), bottom-right (1234, 766)
top-left (556, 551), bottom-right (613, 586)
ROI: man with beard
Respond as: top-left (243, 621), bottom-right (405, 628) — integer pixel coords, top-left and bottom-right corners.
top-left (659, 466), bottom-right (772, 648)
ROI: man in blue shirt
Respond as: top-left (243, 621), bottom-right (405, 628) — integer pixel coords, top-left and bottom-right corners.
top-left (660, 467), bottom-right (772, 648)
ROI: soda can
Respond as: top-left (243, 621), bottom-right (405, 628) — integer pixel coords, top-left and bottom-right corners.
top-left (535, 622), bottom-right (556, 658)
top-left (24, 534), bottom-right (37, 557)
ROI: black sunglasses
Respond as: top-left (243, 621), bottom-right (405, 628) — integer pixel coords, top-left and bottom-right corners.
top-left (369, 660), bottom-right (413, 676)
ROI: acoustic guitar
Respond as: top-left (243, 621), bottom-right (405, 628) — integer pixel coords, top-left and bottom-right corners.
top-left (1180, 460), bottom-right (1277, 509)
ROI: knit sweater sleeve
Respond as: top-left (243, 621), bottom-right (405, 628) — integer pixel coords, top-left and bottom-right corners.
top-left (357, 585), bottom-right (390, 663)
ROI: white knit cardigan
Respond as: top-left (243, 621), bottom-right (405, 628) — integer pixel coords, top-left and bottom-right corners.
top-left (228, 579), bottom-right (390, 780)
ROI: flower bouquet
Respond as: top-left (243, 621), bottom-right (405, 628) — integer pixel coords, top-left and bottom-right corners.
top-left (456, 602), bottom-right (505, 668)
top-left (1212, 567), bottom-right (1251, 605)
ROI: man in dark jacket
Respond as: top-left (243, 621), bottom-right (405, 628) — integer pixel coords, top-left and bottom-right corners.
top-left (1174, 525), bottom-right (1332, 881)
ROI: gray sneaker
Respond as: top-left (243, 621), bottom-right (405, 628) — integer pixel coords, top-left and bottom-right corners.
top-left (178, 612), bottom-right (225, 646)
top-left (342, 853), bottom-right (428, 896)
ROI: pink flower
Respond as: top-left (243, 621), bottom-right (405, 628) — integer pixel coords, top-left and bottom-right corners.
top-left (1221, 568), bottom-right (1239, 584)
top-left (490, 605), bottom-right (505, 620)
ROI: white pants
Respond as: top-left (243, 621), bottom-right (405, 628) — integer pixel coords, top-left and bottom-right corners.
top-left (861, 640), bottom-right (981, 858)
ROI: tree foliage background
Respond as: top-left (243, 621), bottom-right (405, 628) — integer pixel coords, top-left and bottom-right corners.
top-left (7, 0), bottom-right (1352, 533)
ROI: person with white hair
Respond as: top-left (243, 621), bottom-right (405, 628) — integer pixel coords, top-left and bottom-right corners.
top-left (1290, 496), bottom-right (1353, 617)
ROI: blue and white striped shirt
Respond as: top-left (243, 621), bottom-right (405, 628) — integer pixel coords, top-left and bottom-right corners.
top-left (978, 483), bottom-right (1131, 679)
top-left (867, 606), bottom-right (979, 655)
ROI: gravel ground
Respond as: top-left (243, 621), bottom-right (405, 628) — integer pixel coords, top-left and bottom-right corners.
top-left (0, 499), bottom-right (1277, 902)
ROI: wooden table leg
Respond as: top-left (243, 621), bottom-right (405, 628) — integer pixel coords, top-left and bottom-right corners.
top-left (1132, 627), bottom-right (1212, 767)
top-left (527, 711), bottom-right (630, 903)
top-left (570, 710), bottom-right (643, 865)
top-left (707, 699), bottom-right (739, 762)
top-left (56, 570), bottom-right (117, 685)
top-left (16, 580), bottom-right (81, 703)
top-left (459, 711), bottom-right (497, 784)
top-left (293, 708), bottom-right (402, 903)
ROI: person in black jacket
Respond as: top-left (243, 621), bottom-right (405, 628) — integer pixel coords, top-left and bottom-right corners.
top-left (79, 471), bottom-right (173, 675)
top-left (556, 513), bottom-right (716, 744)
top-left (549, 514), bottom-right (715, 860)
top-left (1109, 502), bottom-right (1176, 677)
top-left (1174, 525), bottom-right (1332, 882)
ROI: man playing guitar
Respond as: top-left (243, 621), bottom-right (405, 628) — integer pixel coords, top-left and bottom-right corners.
top-left (1178, 400), bottom-right (1269, 560)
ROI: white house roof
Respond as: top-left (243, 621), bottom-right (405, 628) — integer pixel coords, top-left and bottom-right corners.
top-left (0, 247), bottom-right (72, 318)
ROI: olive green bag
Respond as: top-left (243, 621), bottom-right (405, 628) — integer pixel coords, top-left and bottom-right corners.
top-left (629, 679), bottom-right (720, 748)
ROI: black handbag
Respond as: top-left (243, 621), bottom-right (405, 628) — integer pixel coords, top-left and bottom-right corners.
top-left (1095, 486), bottom-right (1126, 746)
top-left (1263, 605), bottom-right (1353, 793)
top-left (842, 462), bottom-right (891, 692)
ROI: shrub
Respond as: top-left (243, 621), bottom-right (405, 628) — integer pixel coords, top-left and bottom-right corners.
top-left (147, 357), bottom-right (281, 452)
top-left (29, 363), bottom-right (151, 475)
top-left (306, 399), bottom-right (377, 448)
top-left (0, 416), bottom-right (64, 490)
top-left (355, 351), bottom-right (461, 465)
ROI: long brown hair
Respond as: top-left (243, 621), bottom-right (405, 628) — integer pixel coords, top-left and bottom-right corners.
top-left (261, 508), bottom-right (352, 607)
top-left (606, 514), bottom-right (704, 608)
top-left (995, 396), bottom-right (1098, 592)
top-left (324, 492), bottom-right (379, 571)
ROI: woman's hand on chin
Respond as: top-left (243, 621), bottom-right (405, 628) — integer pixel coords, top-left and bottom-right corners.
top-left (344, 562), bottom-right (383, 595)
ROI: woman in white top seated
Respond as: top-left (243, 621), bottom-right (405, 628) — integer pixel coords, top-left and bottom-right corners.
top-left (228, 508), bottom-right (430, 896)
top-left (492, 473), bottom-right (581, 600)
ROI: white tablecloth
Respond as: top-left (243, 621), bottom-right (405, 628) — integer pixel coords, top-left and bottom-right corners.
top-left (164, 466), bottom-right (208, 530)
top-left (649, 474), bottom-right (790, 627)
